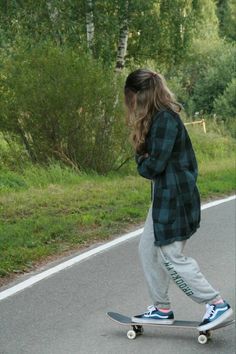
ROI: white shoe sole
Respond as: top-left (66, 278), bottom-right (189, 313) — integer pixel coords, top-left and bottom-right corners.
top-left (131, 317), bottom-right (174, 325)
top-left (197, 308), bottom-right (233, 331)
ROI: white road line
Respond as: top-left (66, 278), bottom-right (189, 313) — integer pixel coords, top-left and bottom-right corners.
top-left (0, 195), bottom-right (235, 302)
top-left (201, 195), bottom-right (235, 210)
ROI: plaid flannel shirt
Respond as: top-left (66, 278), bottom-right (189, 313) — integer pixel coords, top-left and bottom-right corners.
top-left (136, 110), bottom-right (201, 246)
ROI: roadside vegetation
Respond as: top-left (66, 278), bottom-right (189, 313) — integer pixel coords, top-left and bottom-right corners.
top-left (0, 125), bottom-right (235, 282)
top-left (0, 1), bottom-right (235, 283)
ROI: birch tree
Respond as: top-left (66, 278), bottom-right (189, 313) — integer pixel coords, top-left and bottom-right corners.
top-left (46, 0), bottom-right (62, 45)
top-left (115, 0), bottom-right (129, 72)
top-left (86, 0), bottom-right (95, 54)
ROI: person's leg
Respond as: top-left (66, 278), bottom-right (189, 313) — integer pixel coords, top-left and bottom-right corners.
top-left (139, 205), bottom-right (171, 309)
top-left (157, 241), bottom-right (220, 304)
top-left (133, 205), bottom-right (174, 324)
top-left (157, 241), bottom-right (233, 330)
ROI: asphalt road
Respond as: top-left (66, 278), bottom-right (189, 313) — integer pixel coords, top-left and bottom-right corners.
top-left (0, 199), bottom-right (235, 354)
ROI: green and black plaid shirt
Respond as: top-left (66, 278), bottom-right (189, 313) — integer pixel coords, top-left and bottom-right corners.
top-left (136, 110), bottom-right (201, 246)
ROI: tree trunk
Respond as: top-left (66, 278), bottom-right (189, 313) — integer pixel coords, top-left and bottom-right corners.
top-left (85, 0), bottom-right (95, 54)
top-left (46, 0), bottom-right (62, 45)
top-left (115, 0), bottom-right (129, 72)
top-left (17, 117), bottom-right (37, 163)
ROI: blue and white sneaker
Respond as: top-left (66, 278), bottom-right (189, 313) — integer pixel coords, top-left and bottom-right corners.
top-left (197, 301), bottom-right (233, 331)
top-left (132, 305), bottom-right (174, 324)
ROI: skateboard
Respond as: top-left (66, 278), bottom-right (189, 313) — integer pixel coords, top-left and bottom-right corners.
top-left (107, 312), bottom-right (235, 344)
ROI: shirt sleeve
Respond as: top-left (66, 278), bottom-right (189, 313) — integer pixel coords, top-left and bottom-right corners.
top-left (136, 111), bottom-right (178, 179)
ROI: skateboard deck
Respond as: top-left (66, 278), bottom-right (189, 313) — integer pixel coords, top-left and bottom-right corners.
top-left (107, 311), bottom-right (235, 344)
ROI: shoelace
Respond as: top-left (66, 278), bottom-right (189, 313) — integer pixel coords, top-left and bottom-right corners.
top-left (203, 304), bottom-right (215, 320)
top-left (145, 305), bottom-right (157, 315)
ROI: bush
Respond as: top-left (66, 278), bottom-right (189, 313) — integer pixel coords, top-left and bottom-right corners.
top-left (192, 48), bottom-right (235, 113)
top-left (0, 133), bottom-right (31, 171)
top-left (213, 78), bottom-right (236, 117)
top-left (0, 41), bottom-right (129, 174)
top-left (213, 79), bottom-right (236, 138)
top-left (174, 39), bottom-right (236, 116)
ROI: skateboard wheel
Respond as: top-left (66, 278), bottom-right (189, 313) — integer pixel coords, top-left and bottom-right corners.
top-left (127, 330), bottom-right (137, 340)
top-left (198, 334), bottom-right (208, 344)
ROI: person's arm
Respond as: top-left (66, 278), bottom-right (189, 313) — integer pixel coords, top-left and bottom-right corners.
top-left (136, 111), bottom-right (178, 179)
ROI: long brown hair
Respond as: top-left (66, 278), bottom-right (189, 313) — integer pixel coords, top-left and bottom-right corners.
top-left (124, 68), bottom-right (181, 154)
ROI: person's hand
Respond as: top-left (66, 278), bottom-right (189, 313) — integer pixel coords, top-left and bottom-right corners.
top-left (143, 153), bottom-right (149, 158)
top-left (135, 153), bottom-right (149, 165)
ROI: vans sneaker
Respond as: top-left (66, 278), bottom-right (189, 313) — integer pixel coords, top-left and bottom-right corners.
top-left (198, 301), bottom-right (233, 331)
top-left (132, 305), bottom-right (174, 324)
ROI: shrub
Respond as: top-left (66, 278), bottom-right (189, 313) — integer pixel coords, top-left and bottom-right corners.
top-left (0, 41), bottom-right (129, 174)
top-left (213, 79), bottom-right (236, 137)
top-left (192, 47), bottom-right (235, 113)
top-left (0, 132), bottom-right (31, 171)
top-left (175, 39), bottom-right (236, 116)
top-left (213, 78), bottom-right (236, 118)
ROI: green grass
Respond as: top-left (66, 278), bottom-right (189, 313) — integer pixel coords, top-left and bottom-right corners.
top-left (0, 126), bottom-right (235, 281)
top-left (0, 175), bottom-right (151, 278)
top-left (198, 159), bottom-right (235, 198)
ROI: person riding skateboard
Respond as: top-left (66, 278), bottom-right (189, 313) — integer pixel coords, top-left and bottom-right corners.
top-left (124, 68), bottom-right (233, 331)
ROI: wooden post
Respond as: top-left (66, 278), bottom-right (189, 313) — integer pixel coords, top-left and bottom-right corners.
top-left (184, 119), bottom-right (207, 134)
top-left (202, 119), bottom-right (206, 134)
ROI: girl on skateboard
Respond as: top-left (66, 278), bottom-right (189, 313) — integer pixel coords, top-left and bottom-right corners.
top-left (124, 68), bottom-right (233, 331)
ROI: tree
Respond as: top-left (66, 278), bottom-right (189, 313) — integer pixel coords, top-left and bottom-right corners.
top-left (216, 0), bottom-right (236, 41)
top-left (126, 0), bottom-right (205, 70)
top-left (192, 0), bottom-right (219, 40)
top-left (115, 0), bottom-right (129, 72)
top-left (0, 0), bottom-right (86, 48)
top-left (85, 0), bottom-right (95, 54)
top-left (46, 0), bottom-right (63, 45)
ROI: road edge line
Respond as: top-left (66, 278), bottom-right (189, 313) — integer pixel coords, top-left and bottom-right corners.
top-left (0, 194), bottom-right (235, 301)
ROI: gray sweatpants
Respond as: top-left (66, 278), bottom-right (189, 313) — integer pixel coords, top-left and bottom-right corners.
top-left (139, 206), bottom-right (221, 309)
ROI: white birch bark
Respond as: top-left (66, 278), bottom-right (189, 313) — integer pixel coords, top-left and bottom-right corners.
top-left (47, 1), bottom-right (59, 23)
top-left (115, 0), bottom-right (129, 72)
top-left (86, 0), bottom-right (95, 53)
top-left (46, 0), bottom-right (61, 45)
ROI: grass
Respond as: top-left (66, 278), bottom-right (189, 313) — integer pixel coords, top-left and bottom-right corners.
top-left (198, 159), bottom-right (235, 198)
top-left (0, 126), bottom-right (235, 282)
top-left (0, 175), bottom-right (151, 278)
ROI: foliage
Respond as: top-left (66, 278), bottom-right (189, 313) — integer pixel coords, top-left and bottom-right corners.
top-left (0, 42), bottom-right (130, 173)
top-left (0, 126), bottom-right (235, 279)
top-left (191, 43), bottom-right (235, 114)
top-left (0, 0), bottom-right (235, 174)
top-left (213, 79), bottom-right (236, 137)
top-left (193, 0), bottom-right (219, 40)
top-left (213, 78), bottom-right (236, 118)
top-left (0, 0), bottom-right (236, 283)
top-left (168, 38), bottom-right (236, 124)
top-left (0, 133), bottom-right (30, 171)
top-left (0, 0), bottom-right (86, 48)
top-left (0, 0), bottom-right (210, 70)
top-left (216, 0), bottom-right (236, 41)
